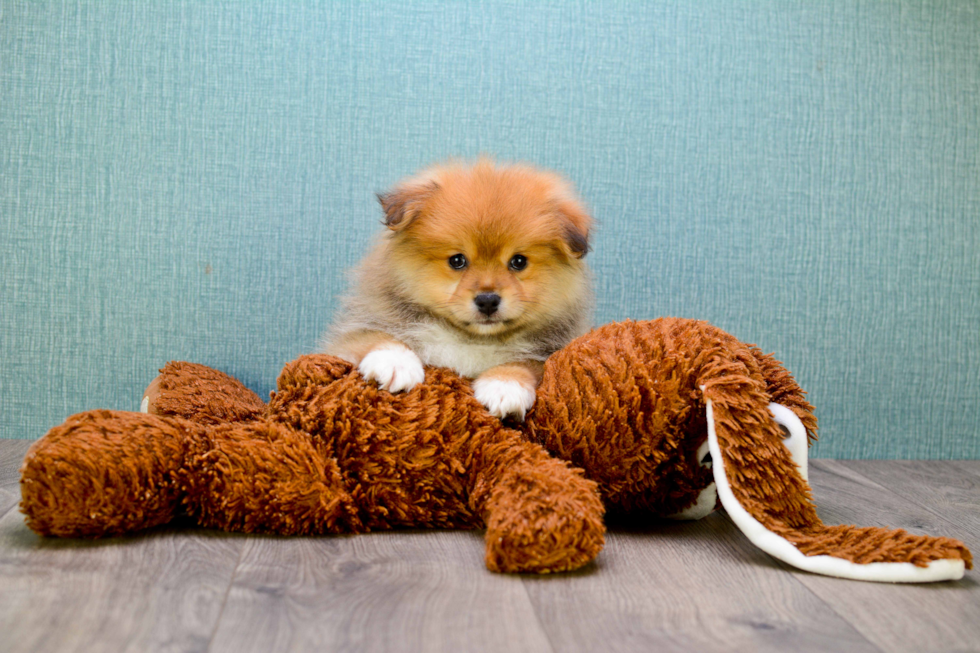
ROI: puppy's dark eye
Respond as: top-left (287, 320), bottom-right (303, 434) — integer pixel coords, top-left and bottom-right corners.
top-left (508, 254), bottom-right (528, 271)
top-left (448, 253), bottom-right (468, 270)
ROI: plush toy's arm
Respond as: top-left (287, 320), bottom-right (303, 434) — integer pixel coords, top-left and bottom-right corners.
top-left (470, 433), bottom-right (606, 573)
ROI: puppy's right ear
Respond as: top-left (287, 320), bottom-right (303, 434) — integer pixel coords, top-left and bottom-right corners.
top-left (556, 197), bottom-right (592, 258)
top-left (377, 181), bottom-right (438, 231)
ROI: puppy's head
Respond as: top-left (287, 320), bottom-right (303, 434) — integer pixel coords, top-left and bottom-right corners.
top-left (378, 159), bottom-right (592, 337)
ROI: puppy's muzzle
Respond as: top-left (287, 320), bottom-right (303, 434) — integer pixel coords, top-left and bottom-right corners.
top-left (474, 292), bottom-right (501, 317)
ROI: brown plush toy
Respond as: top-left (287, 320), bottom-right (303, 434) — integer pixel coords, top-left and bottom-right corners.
top-left (20, 318), bottom-right (972, 581)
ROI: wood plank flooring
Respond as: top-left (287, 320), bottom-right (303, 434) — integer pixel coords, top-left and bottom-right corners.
top-left (0, 439), bottom-right (977, 653)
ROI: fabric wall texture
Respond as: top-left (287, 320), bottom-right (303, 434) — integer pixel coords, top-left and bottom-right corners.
top-left (2, 1), bottom-right (977, 458)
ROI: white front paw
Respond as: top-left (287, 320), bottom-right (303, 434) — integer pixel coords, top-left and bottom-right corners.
top-left (473, 378), bottom-right (536, 420)
top-left (359, 345), bottom-right (425, 393)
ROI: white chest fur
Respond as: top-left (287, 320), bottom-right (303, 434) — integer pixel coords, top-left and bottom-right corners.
top-left (406, 322), bottom-right (537, 378)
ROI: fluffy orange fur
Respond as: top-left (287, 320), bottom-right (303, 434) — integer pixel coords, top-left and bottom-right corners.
top-left (322, 159), bottom-right (594, 417)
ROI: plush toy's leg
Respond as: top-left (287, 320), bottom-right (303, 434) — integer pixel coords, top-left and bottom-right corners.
top-left (142, 361), bottom-right (267, 425)
top-left (182, 420), bottom-right (364, 536)
top-left (473, 434), bottom-right (606, 574)
top-left (20, 410), bottom-right (204, 537)
top-left (21, 409), bottom-right (361, 539)
top-left (703, 395), bottom-right (972, 582)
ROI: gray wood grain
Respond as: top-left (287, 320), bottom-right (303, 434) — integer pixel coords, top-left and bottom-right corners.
top-left (0, 492), bottom-right (244, 653)
top-left (207, 529), bottom-right (554, 653)
top-left (789, 460), bottom-right (980, 653)
top-left (0, 485), bottom-right (19, 521)
top-left (0, 439), bottom-right (31, 520)
top-left (951, 460), bottom-right (980, 483)
top-left (838, 460), bottom-right (980, 542)
top-left (2, 440), bottom-right (978, 653)
top-left (522, 513), bottom-right (880, 653)
top-left (0, 438), bottom-right (31, 490)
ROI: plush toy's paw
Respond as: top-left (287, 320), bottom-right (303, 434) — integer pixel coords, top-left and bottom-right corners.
top-left (359, 344), bottom-right (425, 393)
top-left (473, 378), bottom-right (536, 421)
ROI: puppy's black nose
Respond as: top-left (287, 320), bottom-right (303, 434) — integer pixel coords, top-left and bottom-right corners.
top-left (474, 292), bottom-right (501, 316)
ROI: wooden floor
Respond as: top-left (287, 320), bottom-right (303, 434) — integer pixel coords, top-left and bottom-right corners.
top-left (1, 440), bottom-right (977, 653)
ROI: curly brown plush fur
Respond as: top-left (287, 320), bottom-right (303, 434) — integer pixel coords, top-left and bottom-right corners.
top-left (531, 320), bottom-right (970, 570)
top-left (20, 318), bottom-right (972, 577)
top-left (21, 356), bottom-right (604, 573)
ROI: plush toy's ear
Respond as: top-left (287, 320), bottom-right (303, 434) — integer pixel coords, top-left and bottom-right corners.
top-left (703, 391), bottom-right (972, 583)
top-left (377, 180), bottom-right (439, 231)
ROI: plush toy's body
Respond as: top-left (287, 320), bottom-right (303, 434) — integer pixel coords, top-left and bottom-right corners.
top-left (20, 318), bottom-right (972, 581)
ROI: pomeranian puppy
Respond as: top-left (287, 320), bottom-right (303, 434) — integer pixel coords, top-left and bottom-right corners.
top-left (322, 158), bottom-right (593, 420)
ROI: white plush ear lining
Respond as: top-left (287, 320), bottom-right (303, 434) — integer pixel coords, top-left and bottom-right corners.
top-left (706, 398), bottom-right (966, 583)
top-left (768, 402), bottom-right (808, 482)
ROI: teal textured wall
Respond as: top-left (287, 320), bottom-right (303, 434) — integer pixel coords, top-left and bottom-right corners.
top-left (2, 1), bottom-right (978, 458)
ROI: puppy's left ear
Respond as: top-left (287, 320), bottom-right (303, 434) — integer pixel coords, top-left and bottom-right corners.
top-left (555, 196), bottom-right (592, 258)
top-left (377, 181), bottom-right (438, 231)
